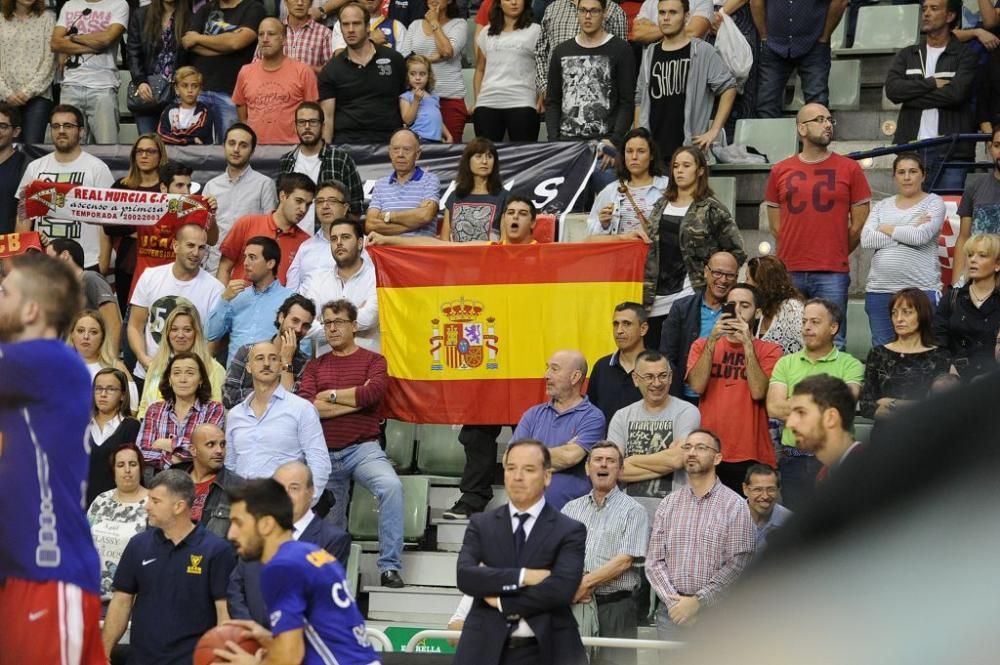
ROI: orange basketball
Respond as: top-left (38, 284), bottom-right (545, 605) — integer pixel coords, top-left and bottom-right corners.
top-left (192, 624), bottom-right (262, 665)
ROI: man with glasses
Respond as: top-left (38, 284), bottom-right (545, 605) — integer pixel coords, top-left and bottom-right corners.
top-left (764, 102), bottom-right (871, 349)
top-left (660, 250), bottom-right (740, 403)
top-left (15, 104), bottom-right (114, 271)
top-left (365, 127), bottom-right (441, 238)
top-left (741, 463), bottom-right (791, 554)
top-left (296, 298), bottom-right (406, 588)
top-left (285, 180), bottom-right (355, 292)
top-left (646, 428), bottom-right (755, 641)
top-left (0, 104), bottom-right (26, 234)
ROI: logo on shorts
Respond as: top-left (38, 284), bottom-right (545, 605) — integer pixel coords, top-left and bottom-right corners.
top-left (28, 610), bottom-right (48, 622)
top-left (429, 297), bottom-right (500, 371)
top-left (186, 555), bottom-right (203, 575)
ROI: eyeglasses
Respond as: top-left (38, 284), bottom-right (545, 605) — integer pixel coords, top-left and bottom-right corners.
top-left (746, 486), bottom-right (778, 496)
top-left (577, 6), bottom-right (602, 14)
top-left (635, 372), bottom-right (671, 384)
top-left (316, 197), bottom-right (347, 207)
top-left (708, 269), bottom-right (738, 281)
top-left (322, 318), bottom-right (353, 328)
top-left (94, 386), bottom-right (123, 394)
top-left (679, 443), bottom-right (719, 453)
top-left (801, 115), bottom-right (836, 126)
top-left (50, 122), bottom-right (81, 131)
top-left (135, 148), bottom-right (159, 156)
top-left (295, 119), bottom-right (322, 127)
top-left (0, 123), bottom-right (16, 131)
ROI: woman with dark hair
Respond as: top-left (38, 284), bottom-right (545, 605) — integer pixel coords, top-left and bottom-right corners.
top-left (472, 0), bottom-right (540, 142)
top-left (441, 137), bottom-right (508, 242)
top-left (401, 0), bottom-right (468, 143)
top-left (127, 0), bottom-right (192, 134)
top-left (745, 255), bottom-right (804, 354)
top-left (861, 152), bottom-right (946, 347)
top-left (0, 0), bottom-right (57, 143)
top-left (87, 368), bottom-right (141, 506)
top-left (87, 443), bottom-right (148, 601)
top-left (860, 288), bottom-right (954, 420)
top-left (137, 351), bottom-right (225, 471)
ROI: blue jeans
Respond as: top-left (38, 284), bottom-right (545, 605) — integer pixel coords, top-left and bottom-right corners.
top-left (197, 90), bottom-right (238, 144)
top-left (60, 84), bottom-right (119, 144)
top-left (134, 113), bottom-right (159, 136)
top-left (777, 453), bottom-right (824, 512)
top-left (654, 604), bottom-right (694, 647)
top-left (757, 41), bottom-right (831, 119)
top-left (790, 271), bottom-right (850, 349)
top-left (20, 96), bottom-right (53, 145)
top-left (865, 290), bottom-right (939, 347)
top-left (326, 441), bottom-right (403, 572)
top-left (919, 147), bottom-right (968, 194)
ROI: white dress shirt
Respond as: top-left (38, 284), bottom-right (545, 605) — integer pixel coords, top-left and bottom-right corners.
top-left (504, 497), bottom-right (546, 638)
top-left (300, 255), bottom-right (380, 354)
top-left (292, 511), bottom-right (317, 540)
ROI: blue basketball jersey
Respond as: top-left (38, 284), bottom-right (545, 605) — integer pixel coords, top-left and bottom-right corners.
top-left (261, 540), bottom-right (380, 665)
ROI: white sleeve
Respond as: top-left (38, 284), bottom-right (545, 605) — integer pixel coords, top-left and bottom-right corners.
top-left (638, 0), bottom-right (658, 22)
top-left (130, 271), bottom-right (153, 308)
top-left (111, 0), bottom-right (130, 27)
top-left (690, 0), bottom-right (713, 19)
top-left (449, 595), bottom-right (474, 625)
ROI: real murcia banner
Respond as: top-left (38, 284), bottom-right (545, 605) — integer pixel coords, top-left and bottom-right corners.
top-left (23, 181), bottom-right (211, 227)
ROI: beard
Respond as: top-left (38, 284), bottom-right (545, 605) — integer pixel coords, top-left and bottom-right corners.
top-left (237, 532), bottom-right (266, 562)
top-left (0, 310), bottom-right (25, 343)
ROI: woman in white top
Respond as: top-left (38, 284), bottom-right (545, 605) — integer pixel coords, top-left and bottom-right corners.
top-left (861, 151), bottom-right (946, 347)
top-left (87, 368), bottom-right (142, 506)
top-left (87, 442), bottom-right (147, 601)
top-left (69, 309), bottom-right (139, 407)
top-left (401, 0), bottom-right (468, 142)
top-left (0, 0), bottom-right (57, 143)
top-left (472, 0), bottom-right (541, 142)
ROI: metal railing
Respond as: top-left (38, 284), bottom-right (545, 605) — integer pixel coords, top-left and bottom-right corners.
top-left (846, 133), bottom-right (992, 194)
top-left (366, 627), bottom-right (394, 652)
top-left (401, 629), bottom-right (683, 654)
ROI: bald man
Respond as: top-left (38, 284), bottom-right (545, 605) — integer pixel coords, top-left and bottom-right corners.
top-left (227, 461), bottom-right (351, 627)
top-left (511, 350), bottom-right (606, 510)
top-left (764, 102), bottom-right (871, 349)
top-left (232, 17), bottom-right (319, 145)
top-left (183, 423), bottom-right (244, 538)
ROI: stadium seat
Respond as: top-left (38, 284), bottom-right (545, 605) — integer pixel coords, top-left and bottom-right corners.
top-left (118, 71), bottom-right (132, 117)
top-left (345, 542), bottom-right (362, 595)
top-left (118, 123), bottom-right (139, 144)
top-left (385, 419), bottom-right (417, 472)
top-left (533, 214), bottom-right (556, 243)
top-left (836, 4), bottom-right (920, 55)
top-left (347, 476), bottom-right (429, 542)
top-left (830, 18), bottom-right (846, 50)
top-left (785, 60), bottom-right (861, 112)
top-left (708, 176), bottom-right (736, 215)
top-left (846, 300), bottom-right (872, 363)
top-left (416, 424), bottom-right (466, 477)
top-left (463, 17), bottom-right (478, 67)
top-left (854, 421), bottom-right (873, 445)
top-left (732, 118), bottom-right (799, 163)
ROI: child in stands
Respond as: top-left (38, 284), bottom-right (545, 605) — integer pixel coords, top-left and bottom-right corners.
top-left (399, 54), bottom-right (452, 144)
top-left (157, 67), bottom-right (214, 145)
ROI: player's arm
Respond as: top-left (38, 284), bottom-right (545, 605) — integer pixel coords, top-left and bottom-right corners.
top-left (101, 591), bottom-right (135, 656)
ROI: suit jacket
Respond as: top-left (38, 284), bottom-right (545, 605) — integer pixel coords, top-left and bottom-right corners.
top-left (227, 515), bottom-right (352, 626)
top-left (661, 289), bottom-right (706, 398)
top-left (454, 502), bottom-right (587, 665)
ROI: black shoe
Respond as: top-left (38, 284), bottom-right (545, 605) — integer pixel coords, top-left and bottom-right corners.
top-left (381, 570), bottom-right (405, 588)
top-left (442, 502), bottom-right (473, 520)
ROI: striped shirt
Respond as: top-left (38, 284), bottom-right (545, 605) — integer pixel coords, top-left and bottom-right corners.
top-left (369, 166), bottom-right (441, 237)
top-left (254, 18), bottom-right (332, 69)
top-left (646, 478), bottom-right (755, 607)
top-left (561, 486), bottom-right (650, 594)
top-left (137, 399), bottom-right (226, 469)
top-left (860, 193), bottom-right (946, 293)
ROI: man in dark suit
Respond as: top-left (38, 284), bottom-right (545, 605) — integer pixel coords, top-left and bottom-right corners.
top-left (454, 439), bottom-right (588, 665)
top-left (227, 461), bottom-right (351, 625)
top-left (784, 374), bottom-right (865, 482)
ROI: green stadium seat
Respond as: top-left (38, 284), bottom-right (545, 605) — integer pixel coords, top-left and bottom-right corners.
top-left (345, 543), bottom-right (362, 595)
top-left (347, 476), bottom-right (429, 542)
top-left (786, 59), bottom-right (861, 111)
top-left (463, 17), bottom-right (479, 68)
top-left (385, 419), bottom-right (417, 472)
top-left (830, 18), bottom-right (846, 50)
top-left (118, 123), bottom-right (139, 145)
top-left (732, 118), bottom-right (799, 164)
top-left (846, 300), bottom-right (872, 363)
top-left (837, 4), bottom-right (920, 55)
top-left (854, 421), bottom-right (873, 445)
top-left (118, 70), bottom-right (132, 117)
top-left (416, 424), bottom-right (466, 477)
top-left (708, 176), bottom-right (736, 216)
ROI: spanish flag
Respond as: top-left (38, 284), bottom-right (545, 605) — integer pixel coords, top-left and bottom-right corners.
top-left (369, 243), bottom-right (646, 424)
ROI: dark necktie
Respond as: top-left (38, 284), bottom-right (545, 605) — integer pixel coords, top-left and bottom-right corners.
top-left (513, 512), bottom-right (530, 564)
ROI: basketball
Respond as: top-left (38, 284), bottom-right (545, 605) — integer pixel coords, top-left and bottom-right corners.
top-left (192, 625), bottom-right (262, 665)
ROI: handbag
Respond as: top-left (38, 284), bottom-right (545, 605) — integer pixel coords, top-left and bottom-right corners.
top-left (126, 74), bottom-right (174, 115)
top-left (715, 9), bottom-right (753, 93)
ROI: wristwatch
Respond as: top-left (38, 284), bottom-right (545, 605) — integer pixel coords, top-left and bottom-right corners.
top-left (282, 363), bottom-right (294, 373)
top-left (383, 210), bottom-right (391, 224)
top-left (327, 391), bottom-right (338, 404)
top-left (318, 6), bottom-right (327, 17)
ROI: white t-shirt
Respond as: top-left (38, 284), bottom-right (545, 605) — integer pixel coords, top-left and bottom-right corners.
top-left (56, 0), bottom-right (129, 89)
top-left (17, 151), bottom-right (115, 267)
top-left (294, 151), bottom-right (322, 233)
top-left (638, 0), bottom-right (713, 25)
top-left (917, 45), bottom-right (947, 141)
top-left (129, 263), bottom-right (224, 378)
top-left (475, 24), bottom-right (542, 109)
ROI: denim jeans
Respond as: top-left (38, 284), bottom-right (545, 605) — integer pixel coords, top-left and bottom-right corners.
top-left (134, 113), bottom-right (159, 136)
top-left (59, 84), bottom-right (119, 144)
top-left (197, 90), bottom-right (238, 144)
top-left (654, 604), bottom-right (694, 649)
top-left (919, 147), bottom-right (968, 194)
top-left (777, 453), bottom-right (824, 512)
top-left (865, 290), bottom-right (939, 347)
top-left (756, 41), bottom-right (832, 119)
top-left (326, 441), bottom-right (403, 572)
top-left (20, 96), bottom-right (53, 145)
top-left (790, 271), bottom-right (850, 349)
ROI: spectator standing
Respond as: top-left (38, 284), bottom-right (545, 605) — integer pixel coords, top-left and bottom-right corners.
top-left (741, 463), bottom-right (791, 554)
top-left (633, 0), bottom-right (713, 43)
top-left (202, 123), bottom-right (280, 274)
top-left (0, 104), bottom-right (25, 235)
top-left (587, 302), bottom-right (647, 429)
top-left (861, 153), bottom-right (946, 346)
top-left (86, 443), bottom-right (148, 601)
top-left (884, 0), bottom-right (978, 192)
top-left (473, 0), bottom-right (542, 141)
top-left (257, 0), bottom-right (332, 73)
top-left (319, 2), bottom-right (407, 144)
top-left (51, 240), bottom-right (122, 353)
top-left (933, 233), bottom-right (1000, 380)
top-left (513, 349), bottom-right (608, 510)
top-left (708, 0), bottom-right (760, 138)
top-left (330, 0), bottom-right (408, 52)
top-left (400, 0), bottom-right (469, 142)
top-left (297, 298), bottom-right (405, 587)
top-left (441, 137), bottom-right (509, 242)
top-left (181, 0), bottom-right (266, 142)
top-left (233, 18), bottom-right (319, 145)
top-left (646, 428), bottom-right (755, 640)
top-left (636, 0), bottom-right (737, 161)
top-left (400, 54), bottom-right (453, 143)
top-left (127, 0), bottom-right (192, 135)
top-left (157, 66), bottom-right (214, 145)
top-left (365, 129), bottom-right (442, 238)
top-left (860, 288), bottom-right (954, 421)
top-left (286, 182), bottom-right (353, 292)
top-left (86, 369), bottom-right (141, 505)
top-left (953, 127), bottom-right (1000, 281)
top-left (0, 0), bottom-right (57, 144)
top-left (744, 255), bottom-right (804, 354)
top-left (764, 103), bottom-right (872, 349)
top-left (50, 0), bottom-right (129, 144)
top-left (751, 0), bottom-right (847, 118)
top-left (16, 104), bottom-right (114, 269)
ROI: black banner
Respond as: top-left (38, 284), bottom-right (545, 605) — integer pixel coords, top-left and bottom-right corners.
top-left (24, 141), bottom-right (597, 230)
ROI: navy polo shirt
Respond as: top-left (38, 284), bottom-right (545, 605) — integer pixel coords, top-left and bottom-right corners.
top-left (113, 524), bottom-right (235, 665)
top-left (586, 350), bottom-right (643, 431)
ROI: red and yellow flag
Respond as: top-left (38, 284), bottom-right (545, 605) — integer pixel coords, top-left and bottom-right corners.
top-left (369, 242), bottom-right (646, 425)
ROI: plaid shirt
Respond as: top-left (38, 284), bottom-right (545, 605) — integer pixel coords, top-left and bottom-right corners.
top-left (278, 142), bottom-right (365, 215)
top-left (254, 18), bottom-right (333, 68)
top-left (646, 478), bottom-right (755, 607)
top-left (534, 0), bottom-right (629, 93)
top-left (137, 399), bottom-right (226, 470)
top-left (222, 342), bottom-right (310, 410)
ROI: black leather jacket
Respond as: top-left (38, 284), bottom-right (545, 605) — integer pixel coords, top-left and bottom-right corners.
top-left (126, 6), bottom-right (190, 85)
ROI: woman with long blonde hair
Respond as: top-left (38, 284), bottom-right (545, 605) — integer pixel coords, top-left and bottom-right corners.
top-left (69, 309), bottom-right (139, 406)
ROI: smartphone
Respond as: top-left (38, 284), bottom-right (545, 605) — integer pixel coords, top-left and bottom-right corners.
top-left (720, 302), bottom-right (737, 319)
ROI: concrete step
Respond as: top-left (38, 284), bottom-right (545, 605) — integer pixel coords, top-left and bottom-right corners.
top-left (364, 584), bottom-right (464, 625)
top-left (431, 511), bottom-right (471, 552)
top-left (360, 550), bottom-right (458, 588)
top-left (429, 485), bottom-right (508, 512)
